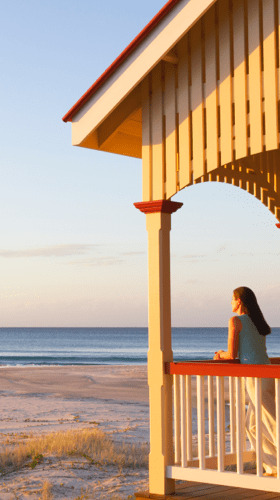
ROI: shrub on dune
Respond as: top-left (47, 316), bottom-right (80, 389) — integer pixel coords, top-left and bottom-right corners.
top-left (0, 428), bottom-right (148, 473)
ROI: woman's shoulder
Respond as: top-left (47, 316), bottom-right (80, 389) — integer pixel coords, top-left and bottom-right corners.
top-left (229, 315), bottom-right (242, 333)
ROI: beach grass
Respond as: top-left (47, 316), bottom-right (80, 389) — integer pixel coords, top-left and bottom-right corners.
top-left (0, 427), bottom-right (148, 474)
top-left (41, 480), bottom-right (54, 499)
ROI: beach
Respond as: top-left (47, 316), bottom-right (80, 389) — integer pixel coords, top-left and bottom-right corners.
top-left (0, 365), bottom-right (149, 499)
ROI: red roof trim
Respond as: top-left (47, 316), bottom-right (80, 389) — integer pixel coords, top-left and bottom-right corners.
top-left (62, 0), bottom-right (182, 123)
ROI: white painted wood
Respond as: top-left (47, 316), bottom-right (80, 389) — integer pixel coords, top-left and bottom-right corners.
top-left (167, 465), bottom-right (280, 492)
top-left (180, 375), bottom-right (187, 467)
top-left (218, 0), bottom-right (233, 166)
top-left (216, 376), bottom-right (225, 472)
top-left (177, 37), bottom-right (191, 189)
top-left (241, 377), bottom-right (247, 450)
top-left (187, 450), bottom-right (255, 470)
top-left (208, 375), bottom-right (215, 457)
top-left (71, 0), bottom-right (217, 146)
top-left (191, 22), bottom-right (205, 179)
top-left (151, 65), bottom-right (164, 200)
top-left (262, 0), bottom-right (278, 150)
top-left (197, 376), bottom-right (205, 469)
top-left (247, 0), bottom-right (263, 154)
top-left (235, 376), bottom-right (243, 474)
top-left (255, 377), bottom-right (263, 476)
top-left (276, 378), bottom-right (280, 478)
top-left (171, 370), bottom-right (280, 492)
top-left (233, 0), bottom-right (247, 159)
top-left (186, 375), bottom-right (193, 460)
top-left (174, 374), bottom-right (181, 464)
top-left (141, 78), bottom-right (151, 201)
top-left (165, 62), bottom-right (177, 199)
top-left (204, 7), bottom-right (219, 174)
top-left (229, 376), bottom-right (236, 453)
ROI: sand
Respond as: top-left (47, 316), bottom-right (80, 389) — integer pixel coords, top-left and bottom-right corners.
top-left (0, 365), bottom-right (149, 499)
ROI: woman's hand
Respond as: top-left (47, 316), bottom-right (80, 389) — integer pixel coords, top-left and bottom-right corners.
top-left (213, 350), bottom-right (224, 360)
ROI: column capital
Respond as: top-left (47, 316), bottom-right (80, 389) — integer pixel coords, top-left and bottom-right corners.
top-left (134, 199), bottom-right (183, 214)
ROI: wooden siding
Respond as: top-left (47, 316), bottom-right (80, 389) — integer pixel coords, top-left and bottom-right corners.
top-left (141, 0), bottom-right (280, 222)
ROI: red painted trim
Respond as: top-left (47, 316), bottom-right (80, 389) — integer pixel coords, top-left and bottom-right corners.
top-left (276, 223), bottom-right (280, 228)
top-left (166, 359), bottom-right (280, 378)
top-left (134, 200), bottom-right (183, 214)
top-left (62, 0), bottom-right (182, 122)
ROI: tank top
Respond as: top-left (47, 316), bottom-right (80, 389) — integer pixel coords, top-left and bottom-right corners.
top-left (238, 314), bottom-right (270, 364)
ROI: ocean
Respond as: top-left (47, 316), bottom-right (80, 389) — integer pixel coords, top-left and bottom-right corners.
top-left (0, 327), bottom-right (279, 366)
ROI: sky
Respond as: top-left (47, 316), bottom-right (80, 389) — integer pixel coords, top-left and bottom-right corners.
top-left (0, 0), bottom-right (279, 327)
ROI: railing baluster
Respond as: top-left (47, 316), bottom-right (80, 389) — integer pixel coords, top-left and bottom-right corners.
top-left (216, 375), bottom-right (225, 472)
top-left (168, 360), bottom-right (280, 489)
top-left (255, 377), bottom-right (263, 477)
top-left (208, 375), bottom-right (215, 457)
top-left (174, 374), bottom-right (181, 465)
top-left (241, 377), bottom-right (247, 450)
top-left (197, 375), bottom-right (205, 469)
top-left (186, 375), bottom-right (192, 461)
top-left (276, 378), bottom-right (280, 479)
top-left (235, 376), bottom-right (243, 474)
top-left (229, 376), bottom-right (236, 453)
top-left (180, 374), bottom-right (187, 467)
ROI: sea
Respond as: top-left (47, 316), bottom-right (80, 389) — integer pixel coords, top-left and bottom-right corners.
top-left (0, 327), bottom-right (280, 366)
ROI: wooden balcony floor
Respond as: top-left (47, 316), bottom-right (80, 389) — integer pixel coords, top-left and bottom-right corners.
top-left (135, 480), bottom-right (280, 499)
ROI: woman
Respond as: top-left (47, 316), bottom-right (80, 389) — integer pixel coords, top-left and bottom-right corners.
top-left (214, 286), bottom-right (276, 475)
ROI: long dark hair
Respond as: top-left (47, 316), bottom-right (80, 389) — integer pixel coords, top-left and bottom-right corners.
top-left (233, 287), bottom-right (271, 336)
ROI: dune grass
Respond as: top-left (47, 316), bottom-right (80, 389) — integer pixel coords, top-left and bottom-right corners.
top-left (0, 428), bottom-right (148, 474)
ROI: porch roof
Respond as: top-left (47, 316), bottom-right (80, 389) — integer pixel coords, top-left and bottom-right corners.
top-left (62, 0), bottom-right (216, 157)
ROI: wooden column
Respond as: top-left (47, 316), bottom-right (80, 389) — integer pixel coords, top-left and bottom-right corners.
top-left (134, 199), bottom-right (183, 496)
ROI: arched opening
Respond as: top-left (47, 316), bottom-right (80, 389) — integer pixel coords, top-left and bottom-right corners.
top-left (171, 180), bottom-right (280, 329)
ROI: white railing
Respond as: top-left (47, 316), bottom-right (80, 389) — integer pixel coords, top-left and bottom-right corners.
top-left (166, 360), bottom-right (280, 493)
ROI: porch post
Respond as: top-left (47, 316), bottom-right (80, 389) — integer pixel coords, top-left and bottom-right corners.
top-left (134, 199), bottom-right (183, 496)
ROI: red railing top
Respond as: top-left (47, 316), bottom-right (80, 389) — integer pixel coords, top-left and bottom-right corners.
top-left (166, 358), bottom-right (280, 378)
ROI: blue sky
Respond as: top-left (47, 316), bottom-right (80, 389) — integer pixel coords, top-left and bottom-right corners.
top-left (0, 0), bottom-right (279, 327)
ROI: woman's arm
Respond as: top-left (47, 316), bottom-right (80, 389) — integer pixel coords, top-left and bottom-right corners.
top-left (214, 316), bottom-right (242, 360)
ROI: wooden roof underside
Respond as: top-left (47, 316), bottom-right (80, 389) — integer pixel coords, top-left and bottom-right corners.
top-left (64, 0), bottom-right (280, 222)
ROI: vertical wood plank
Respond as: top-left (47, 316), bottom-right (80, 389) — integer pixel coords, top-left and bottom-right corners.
top-left (165, 62), bottom-right (177, 199)
top-left (177, 37), bottom-right (191, 189)
top-left (204, 7), bottom-right (219, 173)
top-left (174, 374), bottom-right (181, 464)
top-left (229, 376), bottom-right (236, 453)
top-left (180, 375), bottom-right (187, 467)
top-left (197, 376), bottom-right (205, 469)
top-left (273, 150), bottom-right (280, 211)
top-left (255, 377), bottom-right (263, 476)
top-left (191, 22), bottom-right (205, 179)
top-left (235, 377), bottom-right (244, 474)
top-left (262, 0), bottom-right (278, 150)
top-left (248, 0), bottom-right (263, 155)
top-left (186, 375), bottom-right (193, 460)
top-left (233, 0), bottom-right (248, 159)
top-left (218, 0), bottom-right (233, 165)
top-left (276, 378), bottom-right (280, 478)
top-left (216, 376), bottom-right (225, 472)
top-left (208, 375), bottom-right (215, 457)
top-left (278, 0), bottom-right (280, 108)
top-left (241, 377), bottom-right (247, 450)
top-left (151, 64), bottom-right (164, 200)
top-left (141, 77), bottom-right (151, 201)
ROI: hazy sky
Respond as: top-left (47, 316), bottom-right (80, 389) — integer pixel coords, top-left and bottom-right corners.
top-left (0, 0), bottom-right (279, 327)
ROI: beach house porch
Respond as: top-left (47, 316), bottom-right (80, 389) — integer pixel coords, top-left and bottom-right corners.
top-left (63, 0), bottom-right (280, 496)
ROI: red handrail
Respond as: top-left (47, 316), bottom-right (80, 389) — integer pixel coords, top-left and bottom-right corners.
top-left (166, 358), bottom-right (280, 378)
